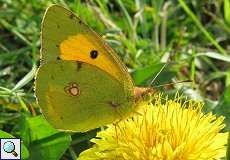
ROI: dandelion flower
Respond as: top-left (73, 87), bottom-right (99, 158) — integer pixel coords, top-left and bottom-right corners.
top-left (78, 94), bottom-right (228, 160)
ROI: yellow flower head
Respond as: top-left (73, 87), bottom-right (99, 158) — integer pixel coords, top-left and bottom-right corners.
top-left (79, 94), bottom-right (228, 160)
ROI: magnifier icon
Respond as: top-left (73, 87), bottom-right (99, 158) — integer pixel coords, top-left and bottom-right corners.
top-left (3, 141), bottom-right (18, 157)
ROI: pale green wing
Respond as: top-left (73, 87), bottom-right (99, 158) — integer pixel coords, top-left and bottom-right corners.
top-left (35, 61), bottom-right (134, 132)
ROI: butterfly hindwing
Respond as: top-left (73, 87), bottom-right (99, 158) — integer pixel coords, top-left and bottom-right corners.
top-left (35, 61), bottom-right (134, 132)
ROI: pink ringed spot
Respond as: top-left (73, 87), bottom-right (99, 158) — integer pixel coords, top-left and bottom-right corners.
top-left (64, 82), bottom-right (80, 96)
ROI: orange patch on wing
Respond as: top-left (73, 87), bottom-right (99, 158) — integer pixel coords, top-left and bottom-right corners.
top-left (60, 34), bottom-right (121, 80)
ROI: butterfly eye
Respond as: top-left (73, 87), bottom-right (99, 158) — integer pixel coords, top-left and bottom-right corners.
top-left (90, 50), bottom-right (98, 59)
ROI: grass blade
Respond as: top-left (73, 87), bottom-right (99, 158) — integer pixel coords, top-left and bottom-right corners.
top-left (178, 0), bottom-right (228, 55)
top-left (13, 64), bottom-right (37, 91)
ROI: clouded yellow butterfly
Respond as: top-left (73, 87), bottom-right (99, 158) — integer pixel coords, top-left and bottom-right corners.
top-left (35, 5), bottom-right (153, 132)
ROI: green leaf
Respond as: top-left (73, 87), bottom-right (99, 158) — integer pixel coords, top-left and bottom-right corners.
top-left (209, 90), bottom-right (230, 131)
top-left (20, 115), bottom-right (71, 160)
top-left (29, 132), bottom-right (71, 160)
top-left (213, 72), bottom-right (230, 131)
top-left (196, 52), bottom-right (230, 63)
top-left (131, 63), bottom-right (165, 85)
top-left (0, 130), bottom-right (29, 160)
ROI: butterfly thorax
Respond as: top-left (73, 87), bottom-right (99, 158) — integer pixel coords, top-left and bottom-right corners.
top-left (134, 87), bottom-right (156, 107)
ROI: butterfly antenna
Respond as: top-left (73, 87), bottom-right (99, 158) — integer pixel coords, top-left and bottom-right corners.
top-left (154, 79), bottom-right (192, 88)
top-left (148, 63), bottom-right (168, 87)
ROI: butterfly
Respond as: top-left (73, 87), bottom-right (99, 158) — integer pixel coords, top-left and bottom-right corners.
top-left (35, 5), bottom-right (154, 132)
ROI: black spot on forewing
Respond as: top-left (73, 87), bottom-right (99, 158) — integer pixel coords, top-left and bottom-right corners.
top-left (79, 20), bottom-right (82, 24)
top-left (90, 50), bottom-right (98, 59)
top-left (57, 56), bottom-right (61, 60)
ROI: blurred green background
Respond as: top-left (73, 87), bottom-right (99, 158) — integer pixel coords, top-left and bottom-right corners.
top-left (0, 0), bottom-right (230, 159)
